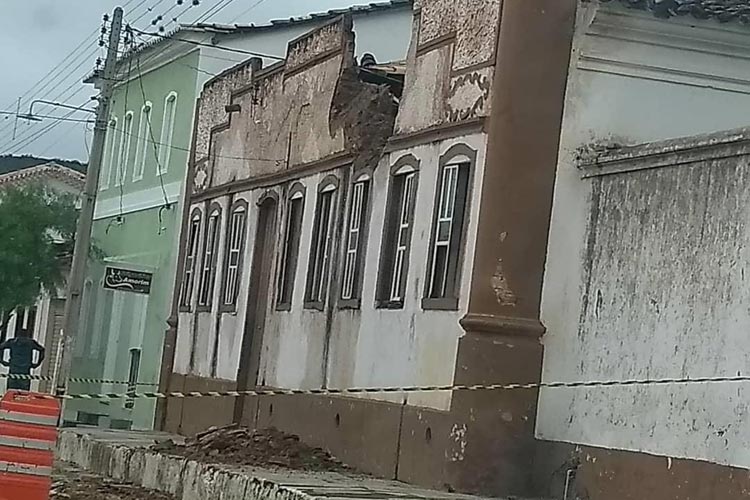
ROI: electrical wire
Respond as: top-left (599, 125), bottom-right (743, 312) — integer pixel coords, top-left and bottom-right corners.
top-left (83, 122), bottom-right (93, 161)
top-left (0, 0), bottom-right (159, 148)
top-left (128, 0), bottom-right (172, 26)
top-left (228, 0), bottom-right (269, 23)
top-left (131, 27), bottom-right (284, 60)
top-left (116, 54), bottom-right (135, 219)
top-left (0, 111), bottom-right (94, 123)
top-left (3, 106), bottom-right (85, 155)
top-left (134, 54), bottom-right (171, 207)
top-left (107, 121), bottom-right (283, 163)
top-left (195, 0), bottom-right (235, 23)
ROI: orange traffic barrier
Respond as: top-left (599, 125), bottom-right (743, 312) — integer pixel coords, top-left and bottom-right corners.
top-left (0, 391), bottom-right (60, 500)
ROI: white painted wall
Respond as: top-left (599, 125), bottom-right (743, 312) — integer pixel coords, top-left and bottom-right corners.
top-left (175, 132), bottom-right (486, 411)
top-left (538, 3), bottom-right (750, 467)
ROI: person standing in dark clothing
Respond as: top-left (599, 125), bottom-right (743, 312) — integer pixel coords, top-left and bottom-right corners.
top-left (0, 331), bottom-right (45, 391)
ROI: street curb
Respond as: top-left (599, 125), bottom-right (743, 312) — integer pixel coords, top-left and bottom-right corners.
top-left (56, 431), bottom-right (315, 500)
top-left (55, 430), bottom-right (499, 500)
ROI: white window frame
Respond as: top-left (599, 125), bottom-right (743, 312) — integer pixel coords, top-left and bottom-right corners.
top-left (222, 203), bottom-right (247, 306)
top-left (428, 163), bottom-right (460, 297)
top-left (341, 174), bottom-right (370, 301)
top-left (305, 181), bottom-right (338, 307)
top-left (389, 171), bottom-right (416, 302)
top-left (198, 206), bottom-right (221, 308)
top-left (132, 101), bottom-right (152, 182)
top-left (180, 210), bottom-right (202, 308)
top-left (100, 117), bottom-right (118, 190)
top-left (276, 188), bottom-right (305, 308)
top-left (157, 91), bottom-right (178, 176)
top-left (115, 111), bottom-right (134, 187)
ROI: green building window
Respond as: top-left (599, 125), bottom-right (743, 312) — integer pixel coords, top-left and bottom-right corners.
top-left (157, 91), bottom-right (177, 176)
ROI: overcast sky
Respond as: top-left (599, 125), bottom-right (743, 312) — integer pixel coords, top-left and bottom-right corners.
top-left (0, 0), bottom-right (363, 162)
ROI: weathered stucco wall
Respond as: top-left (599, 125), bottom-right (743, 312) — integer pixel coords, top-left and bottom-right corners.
top-left (254, 134), bottom-right (487, 410)
top-left (177, 131), bottom-right (486, 410)
top-left (192, 18), bottom-right (353, 194)
top-left (539, 2), bottom-right (750, 468)
top-left (395, 0), bottom-right (500, 135)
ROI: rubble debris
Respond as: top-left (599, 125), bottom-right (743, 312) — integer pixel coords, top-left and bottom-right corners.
top-left (152, 425), bottom-right (352, 473)
top-left (52, 462), bottom-right (175, 500)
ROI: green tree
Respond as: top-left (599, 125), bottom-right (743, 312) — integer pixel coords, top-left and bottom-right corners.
top-left (0, 185), bottom-right (79, 341)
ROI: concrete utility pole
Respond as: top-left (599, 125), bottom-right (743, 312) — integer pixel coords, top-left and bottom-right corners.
top-left (56, 7), bottom-right (123, 396)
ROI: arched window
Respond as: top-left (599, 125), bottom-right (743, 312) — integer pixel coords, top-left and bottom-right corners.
top-left (276, 183), bottom-right (306, 310)
top-left (304, 176), bottom-right (339, 310)
top-left (376, 155), bottom-right (420, 309)
top-left (198, 203), bottom-right (222, 309)
top-left (100, 117), bottom-right (118, 190)
top-left (157, 91), bottom-right (178, 175)
top-left (423, 144), bottom-right (476, 310)
top-left (340, 172), bottom-right (372, 306)
top-left (115, 111), bottom-right (134, 186)
top-left (180, 208), bottom-right (203, 309)
top-left (133, 101), bottom-right (153, 181)
top-left (220, 199), bottom-right (249, 310)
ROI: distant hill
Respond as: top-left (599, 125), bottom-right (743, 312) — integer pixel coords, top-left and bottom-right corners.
top-left (0, 155), bottom-right (87, 175)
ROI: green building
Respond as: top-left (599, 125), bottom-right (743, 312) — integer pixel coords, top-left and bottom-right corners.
top-left (64, 35), bottom-right (200, 429)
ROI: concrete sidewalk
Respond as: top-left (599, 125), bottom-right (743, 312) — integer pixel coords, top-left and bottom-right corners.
top-left (56, 428), bottom-right (517, 500)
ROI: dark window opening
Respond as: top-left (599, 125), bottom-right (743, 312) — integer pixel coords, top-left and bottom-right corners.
top-left (305, 183), bottom-right (337, 309)
top-left (377, 169), bottom-right (418, 309)
top-left (180, 211), bottom-right (202, 309)
top-left (198, 207), bottom-right (221, 308)
top-left (277, 190), bottom-right (305, 310)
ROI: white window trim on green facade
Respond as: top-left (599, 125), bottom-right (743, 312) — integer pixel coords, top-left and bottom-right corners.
top-left (133, 101), bottom-right (153, 182)
top-left (157, 91), bottom-right (178, 176)
top-left (93, 180), bottom-right (182, 220)
top-left (115, 111), bottom-right (134, 187)
top-left (100, 117), bottom-right (118, 191)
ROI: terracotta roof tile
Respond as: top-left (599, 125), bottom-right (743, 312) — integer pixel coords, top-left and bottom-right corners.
top-left (0, 163), bottom-right (85, 191)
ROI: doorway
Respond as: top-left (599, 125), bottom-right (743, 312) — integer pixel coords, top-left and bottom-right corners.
top-left (234, 194), bottom-right (278, 423)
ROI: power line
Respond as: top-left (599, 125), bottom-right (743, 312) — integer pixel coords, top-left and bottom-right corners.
top-left (195, 0), bottom-right (234, 23)
top-left (0, 0), bottom-right (159, 148)
top-left (128, 0), bottom-right (172, 26)
top-left (107, 118), bottom-right (283, 163)
top-left (0, 80), bottom-right (94, 151)
top-left (4, 106), bottom-right (86, 155)
top-left (131, 27), bottom-right (284, 60)
top-left (134, 53), bottom-right (171, 206)
top-left (229, 0), bottom-right (269, 23)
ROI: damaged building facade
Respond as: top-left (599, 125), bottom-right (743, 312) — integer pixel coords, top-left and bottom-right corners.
top-left (162, 0), bottom-right (577, 497)
top-left (539, 1), bottom-right (750, 499)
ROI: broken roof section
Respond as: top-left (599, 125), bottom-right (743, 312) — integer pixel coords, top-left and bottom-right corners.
top-left (600, 0), bottom-right (750, 22)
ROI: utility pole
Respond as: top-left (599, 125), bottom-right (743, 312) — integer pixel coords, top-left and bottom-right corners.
top-left (56, 7), bottom-right (123, 396)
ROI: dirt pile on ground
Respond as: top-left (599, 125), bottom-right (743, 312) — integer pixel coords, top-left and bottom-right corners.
top-left (52, 463), bottom-right (175, 500)
top-left (152, 425), bottom-right (351, 473)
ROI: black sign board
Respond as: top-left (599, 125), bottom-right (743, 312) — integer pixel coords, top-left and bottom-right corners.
top-left (103, 267), bottom-right (153, 295)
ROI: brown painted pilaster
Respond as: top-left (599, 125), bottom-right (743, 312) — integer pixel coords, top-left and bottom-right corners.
top-left (452, 0), bottom-right (577, 496)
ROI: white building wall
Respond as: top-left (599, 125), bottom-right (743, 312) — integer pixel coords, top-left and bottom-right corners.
top-left (173, 132), bottom-right (486, 411)
top-left (538, 3), bottom-right (750, 467)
